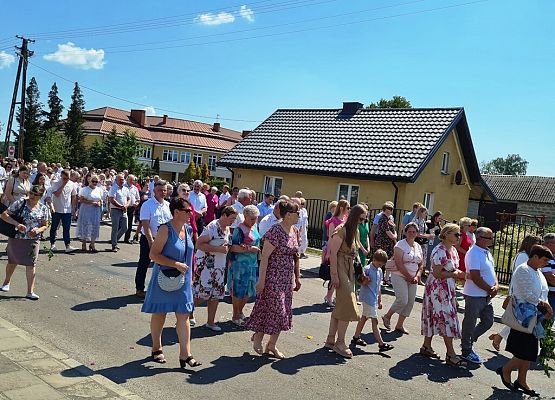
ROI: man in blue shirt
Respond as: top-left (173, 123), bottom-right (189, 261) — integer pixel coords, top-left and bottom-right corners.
top-left (257, 193), bottom-right (275, 222)
top-left (400, 202), bottom-right (422, 234)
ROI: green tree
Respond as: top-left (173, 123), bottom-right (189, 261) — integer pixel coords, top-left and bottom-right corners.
top-left (152, 157), bottom-right (160, 175)
top-left (480, 154), bottom-right (528, 176)
top-left (183, 161), bottom-right (197, 182)
top-left (43, 82), bottom-right (63, 132)
top-left (114, 129), bottom-right (143, 175)
top-left (65, 82), bottom-right (86, 166)
top-left (201, 162), bottom-right (210, 182)
top-left (195, 164), bottom-right (202, 181)
top-left (88, 139), bottom-right (105, 169)
top-left (367, 95), bottom-right (412, 109)
top-left (34, 128), bottom-right (70, 164)
top-left (16, 77), bottom-right (44, 160)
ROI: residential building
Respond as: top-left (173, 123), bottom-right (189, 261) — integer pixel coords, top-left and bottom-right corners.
top-left (82, 107), bottom-right (243, 182)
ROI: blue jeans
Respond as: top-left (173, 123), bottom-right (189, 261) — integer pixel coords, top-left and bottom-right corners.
top-left (50, 212), bottom-right (72, 246)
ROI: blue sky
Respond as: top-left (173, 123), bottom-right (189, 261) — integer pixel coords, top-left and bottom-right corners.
top-left (0, 0), bottom-right (553, 175)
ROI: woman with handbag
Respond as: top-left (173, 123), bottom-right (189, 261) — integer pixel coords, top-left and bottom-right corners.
top-left (382, 222), bottom-right (423, 334)
top-left (141, 197), bottom-right (201, 369)
top-left (3, 165), bottom-right (31, 206)
top-left (498, 245), bottom-right (553, 396)
top-left (325, 204), bottom-right (366, 358)
top-left (0, 185), bottom-right (50, 300)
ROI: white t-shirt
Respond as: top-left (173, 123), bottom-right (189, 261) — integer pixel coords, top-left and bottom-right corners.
top-left (393, 239), bottom-right (423, 276)
top-left (218, 191), bottom-right (231, 206)
top-left (140, 197), bottom-right (172, 237)
top-left (259, 213), bottom-right (280, 237)
top-left (108, 184), bottom-right (130, 210)
top-left (463, 245), bottom-right (497, 297)
top-left (231, 201), bottom-right (245, 229)
top-left (125, 183), bottom-right (140, 206)
top-left (48, 180), bottom-right (77, 213)
top-left (541, 260), bottom-right (555, 292)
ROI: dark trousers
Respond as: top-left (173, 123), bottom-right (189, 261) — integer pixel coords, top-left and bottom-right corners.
top-left (50, 212), bottom-right (72, 245)
top-left (124, 205), bottom-right (136, 242)
top-left (196, 216), bottom-right (205, 235)
top-left (549, 292), bottom-right (555, 313)
top-left (134, 235), bottom-right (152, 291)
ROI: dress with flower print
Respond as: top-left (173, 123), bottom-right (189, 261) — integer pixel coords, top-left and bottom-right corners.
top-left (421, 243), bottom-right (461, 338)
top-left (7, 198), bottom-right (51, 240)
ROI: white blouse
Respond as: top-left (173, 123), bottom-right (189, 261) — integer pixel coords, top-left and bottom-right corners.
top-left (510, 264), bottom-right (549, 305)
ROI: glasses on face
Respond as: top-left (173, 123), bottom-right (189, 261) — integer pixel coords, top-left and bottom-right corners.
top-left (454, 233), bottom-right (462, 238)
top-left (91, 180), bottom-right (98, 184)
top-left (481, 236), bottom-right (493, 241)
top-left (181, 208), bottom-right (193, 214)
top-left (386, 207), bottom-right (393, 211)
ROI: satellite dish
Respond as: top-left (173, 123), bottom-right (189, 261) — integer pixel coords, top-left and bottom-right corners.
top-left (455, 170), bottom-right (463, 185)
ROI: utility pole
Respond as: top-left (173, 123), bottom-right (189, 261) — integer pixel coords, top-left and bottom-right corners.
top-left (4, 36), bottom-right (34, 159)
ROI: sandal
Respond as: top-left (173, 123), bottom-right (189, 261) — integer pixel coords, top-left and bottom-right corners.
top-left (180, 356), bottom-right (202, 368)
top-left (351, 336), bottom-right (367, 346)
top-left (378, 343), bottom-right (394, 352)
top-left (419, 346), bottom-right (440, 359)
top-left (332, 345), bottom-right (353, 359)
top-left (264, 345), bottom-right (285, 359)
top-left (252, 334), bottom-right (264, 355)
top-left (324, 334), bottom-right (335, 349)
top-left (151, 350), bottom-right (166, 364)
top-left (445, 354), bottom-right (467, 368)
top-left (381, 316), bottom-right (391, 330)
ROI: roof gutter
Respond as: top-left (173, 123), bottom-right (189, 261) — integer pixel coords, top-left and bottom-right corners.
top-left (226, 167), bottom-right (235, 186)
top-left (391, 181), bottom-right (399, 208)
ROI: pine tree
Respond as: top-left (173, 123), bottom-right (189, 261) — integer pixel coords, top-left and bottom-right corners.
top-left (101, 127), bottom-right (120, 168)
top-left (115, 129), bottom-right (143, 175)
top-left (43, 82), bottom-right (63, 131)
top-left (16, 77), bottom-right (43, 160)
top-left (201, 162), bottom-right (210, 182)
top-left (183, 161), bottom-right (196, 182)
top-left (65, 82), bottom-right (86, 166)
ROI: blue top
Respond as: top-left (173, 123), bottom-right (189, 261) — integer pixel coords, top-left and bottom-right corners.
top-left (402, 211), bottom-right (415, 225)
top-left (257, 202), bottom-right (274, 220)
top-left (359, 263), bottom-right (382, 307)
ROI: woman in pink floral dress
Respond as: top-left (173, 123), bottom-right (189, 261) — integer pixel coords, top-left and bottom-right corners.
top-left (420, 223), bottom-right (468, 368)
top-left (246, 200), bottom-right (301, 359)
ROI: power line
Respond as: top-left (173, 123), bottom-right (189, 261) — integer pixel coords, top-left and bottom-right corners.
top-left (28, 61), bottom-right (263, 124)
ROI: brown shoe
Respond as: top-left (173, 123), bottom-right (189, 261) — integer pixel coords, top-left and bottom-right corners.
top-left (135, 290), bottom-right (146, 299)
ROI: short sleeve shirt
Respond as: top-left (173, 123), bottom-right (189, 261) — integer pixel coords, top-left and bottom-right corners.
top-left (108, 184), bottom-right (130, 209)
top-left (189, 191), bottom-right (207, 212)
top-left (140, 198), bottom-right (172, 237)
top-left (463, 245), bottom-right (497, 297)
top-left (359, 263), bottom-right (383, 307)
top-left (393, 239), bottom-right (423, 276)
top-left (49, 180), bottom-right (77, 213)
top-left (8, 199), bottom-right (51, 240)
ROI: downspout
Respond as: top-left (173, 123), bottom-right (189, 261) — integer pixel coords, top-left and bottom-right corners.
top-left (226, 167), bottom-right (235, 186)
top-left (391, 181), bottom-right (398, 208)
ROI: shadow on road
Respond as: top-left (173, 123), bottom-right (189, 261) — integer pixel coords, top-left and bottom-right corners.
top-left (78, 357), bottom-right (182, 384)
top-left (483, 386), bottom-right (524, 399)
top-left (270, 348), bottom-right (348, 375)
top-left (186, 352), bottom-right (274, 384)
top-left (389, 353), bottom-right (473, 383)
top-left (71, 295), bottom-right (143, 311)
top-left (293, 302), bottom-right (334, 316)
top-left (111, 262), bottom-right (138, 268)
top-left (0, 294), bottom-right (27, 301)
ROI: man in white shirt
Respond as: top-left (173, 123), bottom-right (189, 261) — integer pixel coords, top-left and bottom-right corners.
top-left (461, 227), bottom-right (498, 364)
top-left (542, 233), bottom-right (555, 311)
top-left (29, 162), bottom-right (50, 188)
top-left (0, 163), bottom-right (7, 195)
top-left (259, 200), bottom-right (282, 237)
top-left (218, 185), bottom-right (231, 217)
top-left (231, 189), bottom-right (252, 230)
top-left (108, 174), bottom-right (131, 252)
top-left (124, 174), bottom-right (140, 244)
top-left (189, 179), bottom-right (208, 233)
top-left (134, 179), bottom-right (172, 298)
top-left (47, 170), bottom-right (77, 252)
top-left (148, 175), bottom-right (159, 198)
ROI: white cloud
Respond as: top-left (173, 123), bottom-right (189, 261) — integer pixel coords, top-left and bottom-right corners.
top-left (239, 5), bottom-right (254, 22)
top-left (143, 106), bottom-right (156, 115)
top-left (43, 42), bottom-right (105, 70)
top-left (0, 51), bottom-right (15, 69)
top-left (196, 11), bottom-right (235, 26)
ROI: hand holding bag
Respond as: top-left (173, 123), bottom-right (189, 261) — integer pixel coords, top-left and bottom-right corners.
top-left (0, 200), bottom-right (26, 238)
top-left (501, 285), bottom-right (536, 334)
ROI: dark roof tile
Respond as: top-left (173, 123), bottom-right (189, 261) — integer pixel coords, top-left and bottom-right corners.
top-left (482, 175), bottom-right (555, 204)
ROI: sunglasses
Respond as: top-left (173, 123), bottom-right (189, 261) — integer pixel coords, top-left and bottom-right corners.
top-left (481, 236), bottom-right (493, 240)
top-left (91, 180), bottom-right (99, 183)
top-left (181, 208), bottom-right (193, 214)
top-left (454, 233), bottom-right (462, 238)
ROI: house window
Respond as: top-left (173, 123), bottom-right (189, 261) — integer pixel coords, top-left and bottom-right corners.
top-left (137, 146), bottom-right (151, 159)
top-left (441, 152), bottom-right (450, 174)
top-left (162, 149), bottom-right (178, 162)
top-left (337, 184), bottom-right (359, 205)
top-left (423, 192), bottom-right (435, 212)
top-left (180, 151), bottom-right (191, 164)
top-left (193, 153), bottom-right (202, 166)
top-left (263, 176), bottom-right (283, 197)
top-left (208, 155), bottom-right (218, 171)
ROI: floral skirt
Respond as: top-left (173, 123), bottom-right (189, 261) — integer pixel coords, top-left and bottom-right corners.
top-left (193, 253), bottom-right (226, 300)
top-left (421, 276), bottom-right (461, 338)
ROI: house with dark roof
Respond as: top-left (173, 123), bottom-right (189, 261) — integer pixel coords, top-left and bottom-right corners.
top-left (480, 175), bottom-right (555, 225)
top-left (83, 107), bottom-right (243, 181)
top-left (219, 102), bottom-right (494, 220)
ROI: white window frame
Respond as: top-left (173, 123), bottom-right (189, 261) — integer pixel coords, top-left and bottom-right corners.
top-left (263, 176), bottom-right (283, 197)
top-left (137, 146), bottom-right (151, 160)
top-left (337, 183), bottom-right (359, 205)
top-left (193, 153), bottom-right (203, 166)
top-left (441, 152), bottom-right (450, 174)
top-left (208, 155), bottom-right (218, 171)
top-left (423, 192), bottom-right (435, 213)
top-left (162, 149), bottom-right (178, 162)
top-left (180, 151), bottom-right (191, 164)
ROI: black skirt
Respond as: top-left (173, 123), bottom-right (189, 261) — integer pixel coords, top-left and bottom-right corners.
top-left (505, 328), bottom-right (538, 362)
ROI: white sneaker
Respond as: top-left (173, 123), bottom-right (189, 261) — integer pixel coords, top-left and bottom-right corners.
top-left (65, 245), bottom-right (77, 253)
top-left (50, 245), bottom-right (58, 252)
top-left (189, 318), bottom-right (196, 327)
top-left (26, 292), bottom-right (39, 300)
top-left (206, 324), bottom-right (222, 332)
top-left (0, 284), bottom-right (10, 292)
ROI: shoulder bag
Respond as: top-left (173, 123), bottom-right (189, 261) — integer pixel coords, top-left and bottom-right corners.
top-left (157, 225), bottom-right (187, 292)
top-left (500, 284), bottom-right (536, 334)
top-left (0, 200), bottom-right (26, 238)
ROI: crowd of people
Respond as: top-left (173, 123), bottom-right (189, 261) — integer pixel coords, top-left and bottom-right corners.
top-left (0, 158), bottom-right (553, 395)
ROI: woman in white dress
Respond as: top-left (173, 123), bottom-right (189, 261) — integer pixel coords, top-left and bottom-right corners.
top-left (76, 175), bottom-right (103, 252)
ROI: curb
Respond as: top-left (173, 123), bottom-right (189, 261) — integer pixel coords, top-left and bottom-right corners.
top-left (0, 316), bottom-right (143, 400)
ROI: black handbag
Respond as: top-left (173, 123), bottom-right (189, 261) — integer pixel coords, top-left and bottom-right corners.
top-left (354, 258), bottom-right (363, 278)
top-left (0, 200), bottom-right (26, 238)
top-left (319, 262), bottom-right (331, 282)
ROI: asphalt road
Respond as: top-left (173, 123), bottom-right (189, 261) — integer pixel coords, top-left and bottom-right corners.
top-left (0, 224), bottom-right (553, 400)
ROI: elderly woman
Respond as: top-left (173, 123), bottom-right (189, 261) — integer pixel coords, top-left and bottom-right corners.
top-left (455, 217), bottom-right (472, 273)
top-left (420, 223), bottom-right (467, 367)
top-left (76, 174), bottom-right (103, 252)
top-left (246, 200), bottom-right (301, 358)
top-left (229, 204), bottom-right (261, 326)
top-left (325, 204), bottom-right (366, 358)
top-left (193, 206), bottom-right (237, 331)
top-left (375, 202), bottom-right (397, 258)
top-left (141, 197), bottom-right (201, 369)
top-left (204, 186), bottom-right (218, 225)
top-left (3, 165), bottom-right (31, 206)
top-left (498, 245), bottom-right (553, 396)
top-left (382, 222), bottom-right (423, 334)
top-left (0, 185), bottom-right (51, 300)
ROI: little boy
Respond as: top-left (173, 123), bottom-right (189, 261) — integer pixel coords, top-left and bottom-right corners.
top-left (351, 249), bottom-right (394, 351)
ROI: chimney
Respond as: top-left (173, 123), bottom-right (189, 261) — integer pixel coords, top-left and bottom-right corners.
top-left (242, 130), bottom-right (251, 138)
top-left (162, 114), bottom-right (168, 125)
top-left (212, 122), bottom-right (221, 132)
top-left (130, 109), bottom-right (146, 126)
top-left (341, 101), bottom-right (364, 114)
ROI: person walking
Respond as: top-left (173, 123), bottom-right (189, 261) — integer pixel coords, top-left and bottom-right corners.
top-left (3, 165), bottom-right (31, 206)
top-left (461, 227), bottom-right (498, 364)
top-left (124, 174), bottom-right (140, 244)
top-left (76, 174), bottom-right (103, 253)
top-left (0, 185), bottom-right (51, 300)
top-left (108, 174), bottom-right (130, 252)
top-left (47, 170), bottom-right (77, 253)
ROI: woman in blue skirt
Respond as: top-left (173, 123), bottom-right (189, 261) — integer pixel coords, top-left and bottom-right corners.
top-left (141, 197), bottom-right (201, 368)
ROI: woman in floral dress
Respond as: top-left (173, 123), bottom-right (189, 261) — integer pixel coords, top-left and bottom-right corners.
top-left (246, 200), bottom-right (301, 359)
top-left (193, 206), bottom-right (237, 331)
top-left (375, 204), bottom-right (397, 258)
top-left (420, 223), bottom-right (467, 368)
